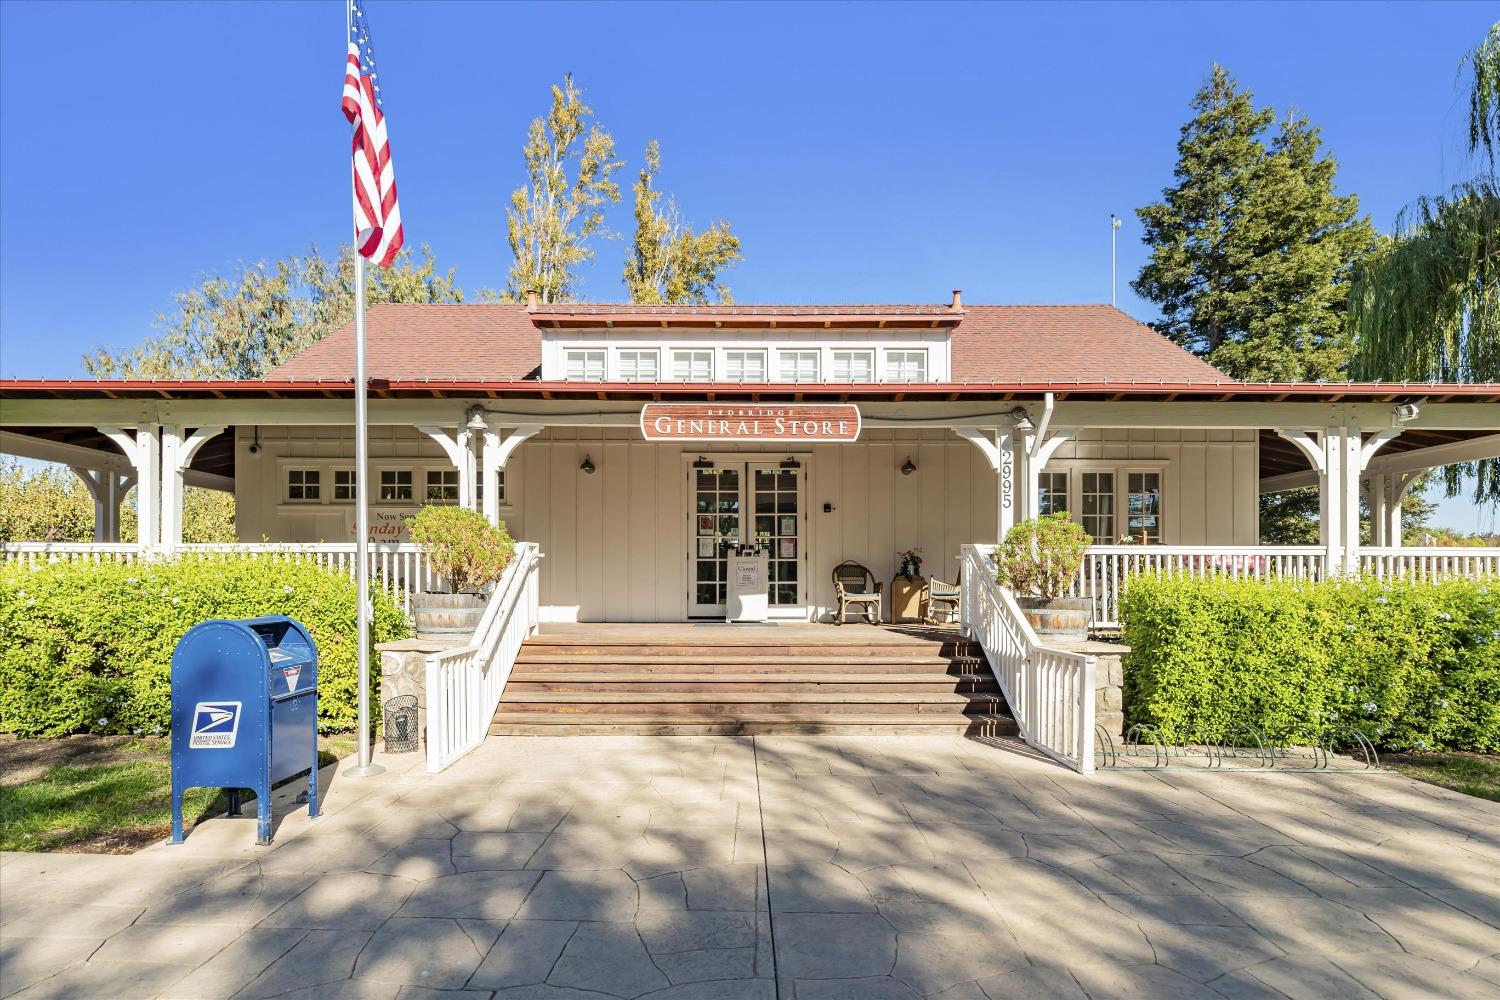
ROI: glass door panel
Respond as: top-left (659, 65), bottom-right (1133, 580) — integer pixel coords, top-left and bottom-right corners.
top-left (750, 464), bottom-right (801, 607)
top-left (690, 467), bottom-right (740, 616)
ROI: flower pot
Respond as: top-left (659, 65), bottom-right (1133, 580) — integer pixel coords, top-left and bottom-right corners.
top-left (1016, 596), bottom-right (1093, 639)
top-left (411, 592), bottom-right (485, 638)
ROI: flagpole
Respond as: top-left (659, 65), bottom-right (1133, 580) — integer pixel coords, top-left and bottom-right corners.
top-left (345, 0), bottom-right (382, 779)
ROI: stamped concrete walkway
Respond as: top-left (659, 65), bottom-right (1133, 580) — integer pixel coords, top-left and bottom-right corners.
top-left (2, 735), bottom-right (1499, 1000)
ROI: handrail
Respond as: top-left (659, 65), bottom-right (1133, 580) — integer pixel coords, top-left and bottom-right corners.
top-left (423, 542), bottom-right (541, 772)
top-left (961, 544), bottom-right (1096, 773)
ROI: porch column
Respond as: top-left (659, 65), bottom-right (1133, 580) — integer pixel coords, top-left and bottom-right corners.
top-left (417, 425), bottom-right (476, 509)
top-left (98, 424), bottom-right (161, 550)
top-left (1383, 471), bottom-right (1420, 547)
top-left (1366, 474), bottom-right (1387, 547)
top-left (481, 424), bottom-right (541, 526)
top-left (71, 466), bottom-right (134, 543)
top-left (159, 425), bottom-right (225, 548)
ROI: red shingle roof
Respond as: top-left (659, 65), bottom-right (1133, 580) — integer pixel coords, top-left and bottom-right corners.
top-left (268, 302), bottom-right (1225, 383)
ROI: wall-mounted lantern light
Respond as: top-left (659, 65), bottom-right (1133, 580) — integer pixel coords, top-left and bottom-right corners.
top-left (580, 454), bottom-right (596, 475)
top-left (901, 456), bottom-right (917, 476)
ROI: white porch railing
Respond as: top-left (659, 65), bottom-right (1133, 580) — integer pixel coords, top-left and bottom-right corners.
top-left (1359, 547), bottom-right (1500, 581)
top-left (0, 541), bottom-right (434, 615)
top-left (961, 544), bottom-right (1097, 773)
top-left (423, 542), bottom-right (541, 772)
top-left (1071, 545), bottom-right (1327, 628)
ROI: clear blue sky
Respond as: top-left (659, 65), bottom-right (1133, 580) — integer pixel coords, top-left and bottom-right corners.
top-left (0, 1), bottom-right (1493, 529)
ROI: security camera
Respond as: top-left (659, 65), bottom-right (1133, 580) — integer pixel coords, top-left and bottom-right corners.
top-left (247, 443), bottom-right (261, 455)
top-left (1392, 401), bottom-right (1422, 424)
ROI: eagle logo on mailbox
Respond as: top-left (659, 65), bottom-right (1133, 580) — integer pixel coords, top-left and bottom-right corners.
top-left (189, 701), bottom-right (242, 749)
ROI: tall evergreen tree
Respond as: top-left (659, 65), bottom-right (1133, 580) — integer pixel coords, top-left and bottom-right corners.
top-left (1134, 66), bottom-right (1376, 381)
top-left (505, 75), bottom-right (623, 303)
top-left (623, 140), bottom-right (742, 304)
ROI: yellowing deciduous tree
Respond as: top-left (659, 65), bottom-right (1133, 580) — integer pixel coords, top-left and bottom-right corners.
top-left (624, 140), bottom-right (742, 305)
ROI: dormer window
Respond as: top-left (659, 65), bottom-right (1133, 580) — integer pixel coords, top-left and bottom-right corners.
top-left (565, 349), bottom-right (606, 382)
top-left (725, 350), bottom-right (767, 382)
top-left (886, 349), bottom-right (928, 382)
top-left (779, 350), bottom-right (820, 383)
top-left (617, 349), bottom-right (659, 382)
top-left (832, 350), bottom-right (874, 382)
top-left (672, 350), bottom-right (713, 381)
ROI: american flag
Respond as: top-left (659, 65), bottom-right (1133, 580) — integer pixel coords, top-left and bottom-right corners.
top-left (342, 0), bottom-right (403, 268)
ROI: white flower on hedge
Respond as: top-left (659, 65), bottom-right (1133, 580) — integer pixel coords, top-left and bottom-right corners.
top-left (97, 717), bottom-right (108, 726)
top-left (1438, 612), bottom-right (1453, 621)
top-left (1347, 685), bottom-right (1358, 693)
top-left (172, 597), bottom-right (180, 605)
top-left (283, 585), bottom-right (294, 595)
top-left (1362, 701), bottom-right (1378, 713)
top-left (1375, 595), bottom-right (1389, 604)
top-left (1413, 738), bottom-right (1429, 750)
top-left (1328, 712), bottom-right (1339, 720)
top-left (126, 577), bottom-right (137, 584)
top-left (1436, 698), bottom-right (1449, 708)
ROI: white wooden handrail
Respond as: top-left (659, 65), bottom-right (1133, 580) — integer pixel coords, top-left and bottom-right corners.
top-left (423, 542), bottom-right (541, 772)
top-left (961, 544), bottom-right (1096, 773)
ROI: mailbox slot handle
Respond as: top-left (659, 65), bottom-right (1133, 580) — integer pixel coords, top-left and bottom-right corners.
top-left (270, 688), bottom-right (318, 705)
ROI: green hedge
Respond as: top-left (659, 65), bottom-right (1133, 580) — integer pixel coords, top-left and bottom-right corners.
top-left (0, 556), bottom-right (409, 737)
top-left (1121, 575), bottom-right (1500, 751)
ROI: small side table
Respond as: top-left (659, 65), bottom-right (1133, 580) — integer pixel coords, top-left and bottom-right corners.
top-left (890, 575), bottom-right (926, 624)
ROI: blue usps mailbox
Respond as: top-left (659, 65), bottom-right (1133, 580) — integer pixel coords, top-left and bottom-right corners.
top-left (171, 616), bottom-right (320, 845)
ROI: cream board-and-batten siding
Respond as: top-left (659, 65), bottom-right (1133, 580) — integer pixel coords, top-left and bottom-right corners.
top-left (232, 423), bottom-right (1257, 622)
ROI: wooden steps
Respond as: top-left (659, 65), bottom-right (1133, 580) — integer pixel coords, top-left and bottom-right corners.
top-left (491, 627), bottom-right (1015, 736)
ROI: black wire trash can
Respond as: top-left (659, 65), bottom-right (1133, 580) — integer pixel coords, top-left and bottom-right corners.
top-left (383, 694), bottom-right (420, 754)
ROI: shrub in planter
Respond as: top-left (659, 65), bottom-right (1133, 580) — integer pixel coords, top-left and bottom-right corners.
top-left (0, 555), bottom-right (408, 738)
top-left (994, 514), bottom-right (1092, 635)
top-left (407, 505), bottom-right (515, 594)
top-left (1121, 575), bottom-right (1500, 752)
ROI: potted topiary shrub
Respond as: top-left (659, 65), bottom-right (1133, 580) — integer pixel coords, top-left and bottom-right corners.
top-left (994, 513), bottom-right (1093, 638)
top-left (407, 505), bottom-right (516, 638)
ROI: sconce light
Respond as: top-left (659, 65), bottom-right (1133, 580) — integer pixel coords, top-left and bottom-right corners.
top-left (1009, 405), bottom-right (1035, 432)
top-left (580, 454), bottom-right (596, 475)
top-left (901, 456), bottom-right (917, 476)
top-left (692, 456), bottom-right (714, 470)
top-left (779, 456), bottom-right (802, 470)
top-left (465, 406), bottom-right (487, 433)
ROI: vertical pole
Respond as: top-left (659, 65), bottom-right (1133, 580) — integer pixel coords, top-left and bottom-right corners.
top-left (346, 224), bottom-right (383, 778)
top-left (1320, 426), bottom-right (1341, 577)
top-left (1341, 423), bottom-right (1363, 575)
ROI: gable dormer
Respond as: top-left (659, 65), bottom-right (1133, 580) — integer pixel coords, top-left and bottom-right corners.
top-left (532, 296), bottom-right (964, 384)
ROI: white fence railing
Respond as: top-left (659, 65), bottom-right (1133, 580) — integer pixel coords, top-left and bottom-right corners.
top-left (961, 544), bottom-right (1096, 774)
top-left (1359, 547), bottom-right (1500, 581)
top-left (1072, 545), bottom-right (1327, 628)
top-left (424, 542), bottom-right (541, 772)
top-left (1, 541), bottom-right (434, 615)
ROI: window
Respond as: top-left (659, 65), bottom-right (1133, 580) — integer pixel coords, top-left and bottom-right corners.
top-left (673, 350), bottom-right (714, 381)
top-left (1126, 471), bottom-right (1163, 544)
top-left (334, 469), bottom-right (356, 501)
top-left (778, 350), bottom-right (820, 382)
top-left (724, 350), bottom-right (767, 382)
top-left (1038, 471), bottom-right (1069, 516)
top-left (379, 469), bottom-right (413, 502)
top-left (617, 349), bottom-right (659, 382)
top-left (564, 349), bottom-right (606, 382)
top-left (477, 470), bottom-right (507, 506)
top-left (886, 349), bottom-right (928, 382)
top-left (1080, 471), bottom-right (1115, 541)
top-left (426, 469), bottom-right (459, 503)
top-left (831, 350), bottom-right (874, 382)
top-left (287, 469), bottom-right (320, 502)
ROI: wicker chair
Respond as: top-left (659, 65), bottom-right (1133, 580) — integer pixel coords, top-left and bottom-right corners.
top-left (924, 577), bottom-right (961, 625)
top-left (832, 561), bottom-right (882, 625)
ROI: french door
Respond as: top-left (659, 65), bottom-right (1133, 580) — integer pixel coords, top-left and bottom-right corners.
top-left (688, 461), bottom-right (805, 617)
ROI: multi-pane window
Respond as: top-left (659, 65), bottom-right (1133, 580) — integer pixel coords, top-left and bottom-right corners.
top-left (617, 349), bottom-right (659, 382)
top-left (564, 349), bottom-right (606, 382)
top-left (334, 470), bottom-right (356, 501)
top-left (426, 470), bottom-right (459, 503)
top-left (778, 350), bottom-right (820, 382)
top-left (287, 469), bottom-right (320, 501)
top-left (724, 350), bottom-right (767, 382)
top-left (886, 349), bottom-right (928, 382)
top-left (1038, 471), bottom-right (1069, 516)
top-left (1126, 471), bottom-right (1163, 544)
top-left (831, 350), bottom-right (874, 382)
top-left (1080, 472), bottom-right (1115, 541)
top-left (476, 470), bottom-right (508, 507)
top-left (379, 469), bottom-right (413, 502)
top-left (673, 350), bottom-right (714, 381)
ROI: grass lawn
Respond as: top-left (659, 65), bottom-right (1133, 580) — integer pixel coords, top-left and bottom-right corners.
top-left (1384, 751), bottom-right (1500, 803)
top-left (0, 731), bottom-right (358, 853)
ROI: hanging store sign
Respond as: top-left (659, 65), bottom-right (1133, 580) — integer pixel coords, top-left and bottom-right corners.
top-left (640, 403), bottom-right (861, 443)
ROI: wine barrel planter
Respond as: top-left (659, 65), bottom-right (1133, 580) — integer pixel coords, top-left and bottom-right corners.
top-left (1017, 596), bottom-right (1093, 638)
top-left (411, 592), bottom-right (486, 638)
